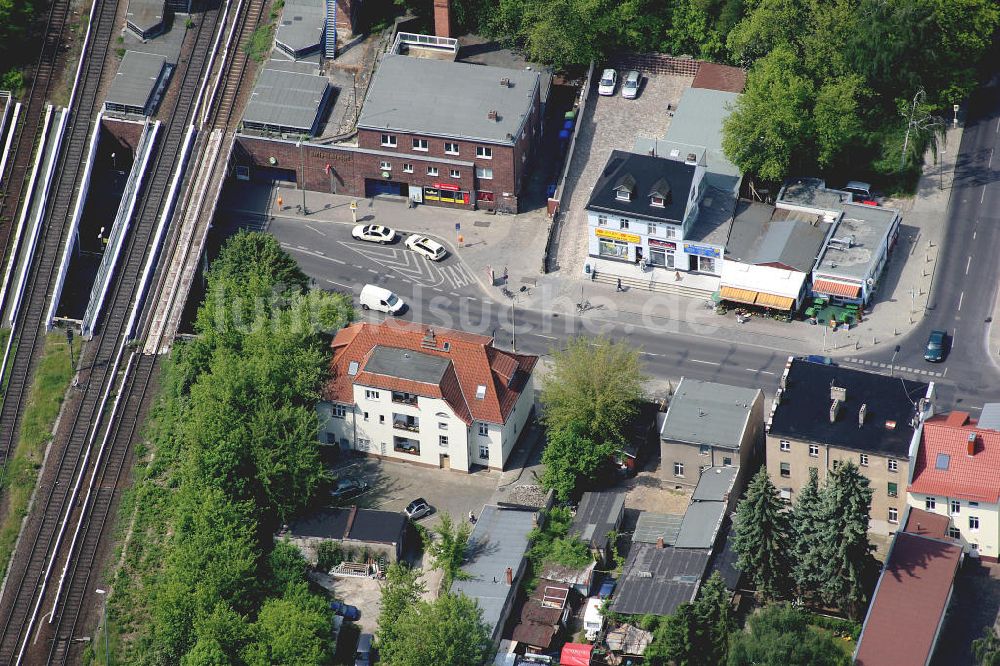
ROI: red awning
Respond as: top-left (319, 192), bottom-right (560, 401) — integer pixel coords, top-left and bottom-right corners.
top-left (813, 278), bottom-right (861, 298)
top-left (560, 643), bottom-right (593, 666)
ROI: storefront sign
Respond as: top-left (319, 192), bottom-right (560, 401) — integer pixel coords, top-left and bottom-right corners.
top-left (648, 239), bottom-right (677, 250)
top-left (683, 243), bottom-right (720, 258)
top-left (433, 182), bottom-right (461, 192)
top-left (596, 228), bottom-right (641, 243)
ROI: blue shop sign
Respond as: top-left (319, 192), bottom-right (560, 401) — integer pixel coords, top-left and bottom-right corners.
top-left (683, 243), bottom-right (721, 258)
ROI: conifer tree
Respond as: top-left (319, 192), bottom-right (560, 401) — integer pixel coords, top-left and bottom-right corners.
top-left (733, 469), bottom-right (792, 600)
top-left (819, 461), bottom-right (877, 618)
top-left (791, 467), bottom-right (826, 598)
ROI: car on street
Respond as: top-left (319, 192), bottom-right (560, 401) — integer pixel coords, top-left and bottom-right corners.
top-left (330, 600), bottom-right (361, 621)
top-left (329, 477), bottom-right (369, 503)
top-left (352, 224), bottom-right (396, 244)
top-left (404, 234), bottom-right (447, 261)
top-left (359, 284), bottom-right (405, 314)
top-left (924, 329), bottom-right (948, 362)
top-left (404, 498), bottom-right (432, 521)
top-left (621, 70), bottom-right (641, 99)
top-left (598, 68), bottom-right (617, 96)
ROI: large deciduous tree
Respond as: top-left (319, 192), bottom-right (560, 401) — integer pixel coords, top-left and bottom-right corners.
top-left (732, 469), bottom-right (792, 600)
top-left (377, 563), bottom-right (427, 651)
top-left (727, 604), bottom-right (849, 666)
top-left (426, 513), bottom-right (473, 589)
top-left (378, 593), bottom-right (491, 666)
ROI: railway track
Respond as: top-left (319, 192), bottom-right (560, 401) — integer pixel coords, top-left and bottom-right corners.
top-left (0, 4), bottom-right (228, 663)
top-left (0, 0), bottom-right (76, 280)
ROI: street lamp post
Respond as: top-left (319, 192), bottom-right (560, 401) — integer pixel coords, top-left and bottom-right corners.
top-left (296, 141), bottom-right (308, 214)
top-left (939, 149), bottom-right (945, 191)
top-left (890, 344), bottom-right (900, 377)
top-left (95, 588), bottom-right (109, 665)
top-left (510, 292), bottom-right (517, 354)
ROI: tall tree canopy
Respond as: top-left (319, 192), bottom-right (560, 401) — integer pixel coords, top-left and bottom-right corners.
top-left (732, 469), bottom-right (793, 600)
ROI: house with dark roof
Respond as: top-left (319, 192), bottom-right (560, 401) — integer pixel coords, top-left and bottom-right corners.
top-left (611, 542), bottom-right (709, 616)
top-left (510, 579), bottom-right (573, 651)
top-left (660, 378), bottom-right (763, 492)
top-left (319, 321), bottom-right (537, 472)
top-left (855, 507), bottom-right (963, 666)
top-left (766, 356), bottom-right (935, 535)
top-left (280, 506), bottom-right (409, 564)
top-left (569, 490), bottom-right (625, 564)
top-left (907, 408), bottom-right (1000, 560)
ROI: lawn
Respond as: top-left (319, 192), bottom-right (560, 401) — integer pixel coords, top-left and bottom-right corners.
top-left (0, 332), bottom-right (76, 579)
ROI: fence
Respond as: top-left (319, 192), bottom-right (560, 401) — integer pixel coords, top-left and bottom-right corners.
top-left (608, 53), bottom-right (701, 77)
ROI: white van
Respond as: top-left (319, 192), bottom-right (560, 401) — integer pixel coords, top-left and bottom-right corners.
top-left (359, 284), bottom-right (405, 314)
top-left (583, 597), bottom-right (604, 641)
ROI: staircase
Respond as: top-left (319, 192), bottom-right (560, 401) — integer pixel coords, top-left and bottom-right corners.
top-left (324, 0), bottom-right (337, 57)
top-left (592, 270), bottom-right (717, 299)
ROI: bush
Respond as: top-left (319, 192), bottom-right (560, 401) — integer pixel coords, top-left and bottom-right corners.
top-left (316, 542), bottom-right (342, 571)
top-left (807, 613), bottom-right (861, 641)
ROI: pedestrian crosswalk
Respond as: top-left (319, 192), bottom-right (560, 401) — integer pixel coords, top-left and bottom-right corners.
top-left (844, 357), bottom-right (944, 378)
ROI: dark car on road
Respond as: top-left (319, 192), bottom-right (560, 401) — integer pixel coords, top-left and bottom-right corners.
top-left (924, 330), bottom-right (947, 362)
top-left (330, 600), bottom-right (361, 621)
top-left (329, 478), bottom-right (369, 503)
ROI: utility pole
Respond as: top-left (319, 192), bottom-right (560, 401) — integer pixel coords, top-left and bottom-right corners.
top-left (96, 588), bottom-right (109, 665)
top-left (297, 141), bottom-right (308, 214)
top-left (890, 344), bottom-right (900, 377)
top-left (65, 328), bottom-right (74, 371)
top-left (511, 294), bottom-right (516, 353)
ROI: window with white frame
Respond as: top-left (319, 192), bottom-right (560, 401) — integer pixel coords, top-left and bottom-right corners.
top-left (363, 411), bottom-right (369, 421)
top-left (365, 389), bottom-right (380, 400)
top-left (427, 166), bottom-right (439, 176)
top-left (620, 219), bottom-right (630, 230)
top-left (673, 462), bottom-right (684, 477)
top-left (478, 422), bottom-right (489, 436)
top-left (439, 435), bottom-right (449, 447)
top-left (597, 215), bottom-right (608, 227)
top-left (925, 496), bottom-right (936, 511)
top-left (888, 482), bottom-right (898, 498)
top-left (476, 166), bottom-right (493, 179)
top-left (412, 138), bottom-right (428, 151)
top-left (444, 142), bottom-right (459, 155)
top-left (381, 134), bottom-right (396, 147)
top-left (723, 456), bottom-right (733, 467)
top-left (332, 404), bottom-right (346, 419)
top-left (948, 526), bottom-right (962, 539)
top-left (699, 445), bottom-right (710, 456)
top-left (970, 515), bottom-right (980, 530)
top-left (479, 443), bottom-right (490, 459)
top-left (379, 161), bottom-right (391, 171)
top-left (476, 146), bottom-right (493, 159)
top-left (665, 226), bottom-right (678, 238)
top-left (779, 440), bottom-right (790, 452)
top-left (449, 169), bottom-right (460, 179)
top-left (647, 223), bottom-right (658, 235)
top-left (402, 163), bottom-right (413, 173)
top-left (950, 499), bottom-right (961, 514)
top-left (808, 444), bottom-right (819, 457)
top-left (888, 458), bottom-right (898, 472)
top-left (780, 462), bottom-right (790, 477)
top-left (860, 453), bottom-right (869, 466)
top-left (650, 196), bottom-right (665, 208)
top-left (357, 437), bottom-right (371, 451)
top-left (888, 507), bottom-right (898, 524)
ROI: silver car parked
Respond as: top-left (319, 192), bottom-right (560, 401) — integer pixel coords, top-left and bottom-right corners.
top-left (621, 70), bottom-right (641, 99)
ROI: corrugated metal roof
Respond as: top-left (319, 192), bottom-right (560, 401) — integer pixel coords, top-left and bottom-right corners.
top-left (106, 51), bottom-right (167, 110)
top-left (661, 378), bottom-right (760, 449)
top-left (632, 512), bottom-right (684, 545)
top-left (611, 544), bottom-right (708, 616)
top-left (243, 67), bottom-right (328, 133)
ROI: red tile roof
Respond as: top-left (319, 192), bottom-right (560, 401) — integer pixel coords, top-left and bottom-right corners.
top-left (855, 532), bottom-right (962, 666)
top-left (909, 413), bottom-right (1000, 503)
top-left (691, 62), bottom-right (747, 93)
top-left (324, 321), bottom-right (537, 425)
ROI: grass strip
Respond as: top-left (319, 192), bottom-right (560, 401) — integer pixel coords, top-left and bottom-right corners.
top-left (0, 332), bottom-right (76, 579)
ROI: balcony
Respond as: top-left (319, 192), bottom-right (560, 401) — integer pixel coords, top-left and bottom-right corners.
top-left (393, 414), bottom-right (420, 433)
top-left (394, 436), bottom-right (420, 455)
top-left (392, 391), bottom-right (419, 406)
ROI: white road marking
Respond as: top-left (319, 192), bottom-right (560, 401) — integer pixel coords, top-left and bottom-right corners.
top-left (966, 256), bottom-right (972, 274)
top-left (760, 370), bottom-right (776, 375)
top-left (982, 187), bottom-right (987, 204)
top-left (304, 224), bottom-right (326, 236)
top-left (958, 291), bottom-right (964, 311)
top-left (331, 258), bottom-right (346, 265)
top-left (533, 334), bottom-right (558, 340)
top-left (324, 278), bottom-right (355, 290)
top-left (973, 231), bottom-right (977, 240)
top-left (991, 147), bottom-right (995, 168)
top-left (643, 352), bottom-right (661, 357)
top-left (689, 359), bottom-right (714, 365)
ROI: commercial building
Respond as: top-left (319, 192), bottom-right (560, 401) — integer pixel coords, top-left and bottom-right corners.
top-left (659, 378), bottom-right (764, 490)
top-left (765, 357), bottom-right (934, 535)
top-left (907, 407), bottom-right (1000, 560)
top-left (279, 506), bottom-right (409, 564)
top-left (241, 67), bottom-right (332, 137)
top-left (104, 51), bottom-right (173, 117)
top-left (854, 508), bottom-right (963, 666)
top-left (318, 321), bottom-right (537, 472)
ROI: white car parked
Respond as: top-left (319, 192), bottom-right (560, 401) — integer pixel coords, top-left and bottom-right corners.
top-left (621, 70), bottom-right (641, 99)
top-left (352, 224), bottom-right (396, 244)
top-left (404, 234), bottom-right (447, 261)
top-left (598, 69), bottom-right (617, 96)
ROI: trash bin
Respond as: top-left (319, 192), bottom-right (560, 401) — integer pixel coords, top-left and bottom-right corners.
top-left (564, 110), bottom-right (577, 120)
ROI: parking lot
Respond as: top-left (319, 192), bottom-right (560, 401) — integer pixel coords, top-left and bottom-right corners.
top-left (554, 70), bottom-right (692, 276)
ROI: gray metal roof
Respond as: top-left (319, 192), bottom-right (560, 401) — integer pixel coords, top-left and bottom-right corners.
top-left (363, 346), bottom-right (451, 385)
top-left (691, 467), bottom-right (738, 502)
top-left (978, 403), bottom-right (1000, 431)
top-left (684, 184), bottom-right (737, 246)
top-left (632, 512), bottom-right (684, 545)
top-left (275, 0), bottom-right (325, 53)
top-left (673, 501), bottom-right (727, 549)
top-left (777, 177), bottom-right (852, 212)
top-left (726, 200), bottom-right (830, 272)
top-left (661, 378), bottom-right (761, 449)
top-left (569, 491), bottom-right (625, 551)
top-left (451, 505), bottom-right (536, 641)
top-left (358, 54), bottom-right (540, 144)
top-left (663, 87), bottom-right (742, 193)
top-left (106, 51), bottom-right (167, 109)
top-left (815, 202), bottom-right (900, 281)
top-left (125, 0), bottom-right (164, 33)
top-left (243, 67), bottom-right (328, 133)
top-left (610, 544), bottom-right (709, 616)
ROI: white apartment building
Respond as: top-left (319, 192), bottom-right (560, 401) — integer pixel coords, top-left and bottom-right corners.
top-left (318, 321), bottom-right (537, 472)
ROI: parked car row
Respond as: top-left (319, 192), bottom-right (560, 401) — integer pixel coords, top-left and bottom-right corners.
top-left (598, 68), bottom-right (642, 99)
top-left (351, 225), bottom-right (448, 261)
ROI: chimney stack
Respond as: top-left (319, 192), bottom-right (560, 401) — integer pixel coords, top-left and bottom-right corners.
top-left (505, 567), bottom-right (513, 585)
top-left (656, 537), bottom-right (665, 549)
top-left (968, 432), bottom-right (977, 456)
top-left (433, 0), bottom-right (452, 38)
top-left (858, 403), bottom-right (867, 428)
top-left (829, 399), bottom-right (841, 423)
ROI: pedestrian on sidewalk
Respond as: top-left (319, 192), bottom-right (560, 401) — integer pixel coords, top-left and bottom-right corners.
top-left (616, 278), bottom-right (624, 292)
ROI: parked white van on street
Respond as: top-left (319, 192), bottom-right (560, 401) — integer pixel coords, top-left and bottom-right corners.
top-left (359, 284), bottom-right (405, 314)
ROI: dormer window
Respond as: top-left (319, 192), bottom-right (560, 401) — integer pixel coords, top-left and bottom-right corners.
top-left (616, 188), bottom-right (631, 201)
top-left (650, 196), bottom-right (665, 208)
top-left (649, 178), bottom-right (671, 208)
top-left (614, 174), bottom-right (636, 202)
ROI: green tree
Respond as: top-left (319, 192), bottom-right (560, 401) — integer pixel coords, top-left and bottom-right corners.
top-left (726, 0), bottom-right (806, 67)
top-left (973, 626), bottom-right (1000, 666)
top-left (695, 572), bottom-right (735, 664)
top-left (242, 583), bottom-right (333, 665)
top-left (721, 46), bottom-right (815, 182)
top-left (732, 469), bottom-right (792, 600)
top-left (645, 572), bottom-right (733, 665)
top-left (268, 539), bottom-right (309, 595)
top-left (813, 74), bottom-right (865, 169)
top-left (791, 467), bottom-right (825, 598)
top-left (541, 420), bottom-right (620, 501)
top-left (378, 593), bottom-right (491, 666)
top-left (377, 563), bottom-right (427, 651)
top-left (818, 461), bottom-right (876, 619)
top-left (425, 513), bottom-right (472, 588)
top-left (727, 604), bottom-right (849, 666)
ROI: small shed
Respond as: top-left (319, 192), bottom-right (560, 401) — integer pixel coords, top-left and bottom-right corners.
top-left (280, 506), bottom-right (408, 564)
top-left (606, 623), bottom-right (653, 656)
top-left (104, 51), bottom-right (172, 116)
top-left (570, 490), bottom-right (626, 563)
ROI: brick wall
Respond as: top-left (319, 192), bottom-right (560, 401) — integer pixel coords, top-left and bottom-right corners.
top-left (101, 118), bottom-right (145, 151)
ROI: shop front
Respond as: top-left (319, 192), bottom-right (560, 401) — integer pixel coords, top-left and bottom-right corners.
top-left (812, 277), bottom-right (863, 305)
top-left (682, 242), bottom-right (722, 274)
top-left (423, 182), bottom-right (471, 206)
top-left (595, 228), bottom-right (642, 262)
top-left (647, 238), bottom-right (678, 269)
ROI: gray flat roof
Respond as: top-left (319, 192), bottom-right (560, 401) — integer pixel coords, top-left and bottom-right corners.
top-left (673, 501), bottom-right (727, 549)
top-left (632, 512), bottom-right (684, 545)
top-left (726, 200), bottom-right (830, 272)
top-left (685, 184), bottom-right (737, 246)
top-left (107, 51), bottom-right (167, 109)
top-left (275, 0), bottom-right (325, 53)
top-left (979, 403), bottom-right (1000, 431)
top-left (358, 54), bottom-right (539, 144)
top-left (569, 491), bottom-right (625, 551)
top-left (611, 544), bottom-right (708, 616)
top-left (451, 505), bottom-right (536, 640)
top-left (816, 203), bottom-right (899, 280)
top-left (663, 87), bottom-right (742, 193)
top-left (661, 378), bottom-right (760, 449)
top-left (125, 0), bottom-right (164, 32)
top-left (777, 177), bottom-right (852, 212)
top-left (243, 67), bottom-right (328, 132)
top-left (363, 346), bottom-right (451, 385)
top-left (691, 467), bottom-right (738, 502)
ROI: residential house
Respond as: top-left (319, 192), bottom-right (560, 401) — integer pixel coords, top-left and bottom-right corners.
top-left (279, 506), bottom-right (409, 564)
top-left (660, 378), bottom-right (764, 491)
top-left (569, 490), bottom-right (626, 564)
top-left (907, 406), bottom-right (1000, 560)
top-left (319, 321), bottom-right (537, 472)
top-left (510, 580), bottom-right (572, 651)
top-left (854, 508), bottom-right (963, 666)
top-left (766, 357), bottom-right (934, 535)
